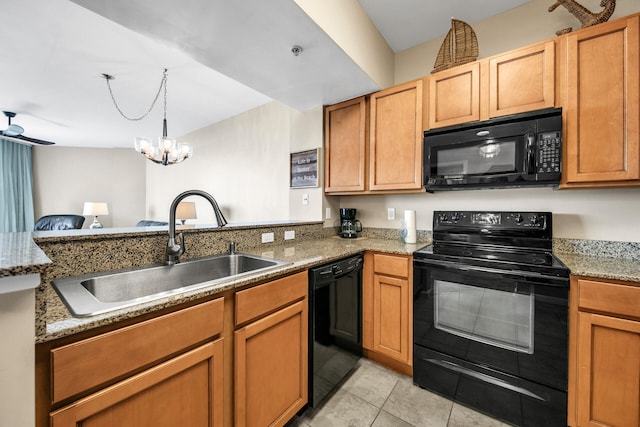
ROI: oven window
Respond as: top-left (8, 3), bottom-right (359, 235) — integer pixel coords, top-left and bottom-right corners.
top-left (436, 140), bottom-right (517, 176)
top-left (434, 280), bottom-right (534, 354)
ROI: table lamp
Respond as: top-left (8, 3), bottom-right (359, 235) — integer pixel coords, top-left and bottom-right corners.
top-left (176, 201), bottom-right (197, 225)
top-left (83, 202), bottom-right (109, 229)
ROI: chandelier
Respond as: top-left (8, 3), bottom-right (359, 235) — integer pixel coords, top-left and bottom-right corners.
top-left (102, 68), bottom-right (193, 166)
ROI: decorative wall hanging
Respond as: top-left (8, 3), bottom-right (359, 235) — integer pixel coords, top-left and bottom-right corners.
top-left (290, 149), bottom-right (319, 188)
top-left (432, 19), bottom-right (479, 74)
top-left (548, 0), bottom-right (616, 36)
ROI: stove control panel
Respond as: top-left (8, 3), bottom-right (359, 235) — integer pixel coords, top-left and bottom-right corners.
top-left (434, 211), bottom-right (550, 229)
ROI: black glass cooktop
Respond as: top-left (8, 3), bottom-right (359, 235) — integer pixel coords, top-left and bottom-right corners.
top-left (414, 242), bottom-right (569, 278)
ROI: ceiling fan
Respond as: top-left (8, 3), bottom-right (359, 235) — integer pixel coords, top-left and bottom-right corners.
top-left (0, 111), bottom-right (55, 145)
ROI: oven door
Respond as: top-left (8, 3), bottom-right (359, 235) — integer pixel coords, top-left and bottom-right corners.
top-left (413, 257), bottom-right (568, 391)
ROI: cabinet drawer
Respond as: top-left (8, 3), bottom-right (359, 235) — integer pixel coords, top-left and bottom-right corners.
top-left (235, 271), bottom-right (307, 325)
top-left (373, 253), bottom-right (410, 278)
top-left (578, 278), bottom-right (640, 319)
top-left (51, 297), bottom-right (224, 404)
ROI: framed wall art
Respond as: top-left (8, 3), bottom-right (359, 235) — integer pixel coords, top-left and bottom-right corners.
top-left (290, 149), bottom-right (319, 188)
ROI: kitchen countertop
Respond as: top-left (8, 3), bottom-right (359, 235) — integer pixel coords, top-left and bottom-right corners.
top-left (0, 232), bottom-right (51, 277)
top-left (38, 236), bottom-right (427, 343)
top-left (2, 228), bottom-right (639, 343)
top-left (555, 253), bottom-right (640, 283)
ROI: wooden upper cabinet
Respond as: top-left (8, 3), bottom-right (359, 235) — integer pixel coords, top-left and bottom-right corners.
top-left (324, 96), bottom-right (367, 192)
top-left (488, 40), bottom-right (555, 117)
top-left (369, 79), bottom-right (423, 191)
top-left (563, 16), bottom-right (640, 185)
top-left (429, 62), bottom-right (480, 128)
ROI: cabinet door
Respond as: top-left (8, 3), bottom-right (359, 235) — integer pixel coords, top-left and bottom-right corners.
top-left (324, 96), bottom-right (367, 192)
top-left (489, 41), bottom-right (555, 117)
top-left (369, 80), bottom-right (423, 191)
top-left (234, 300), bottom-right (308, 427)
top-left (576, 312), bottom-right (640, 427)
top-left (565, 16), bottom-right (640, 184)
top-left (50, 340), bottom-right (224, 427)
top-left (372, 274), bottom-right (410, 364)
top-left (429, 62), bottom-right (480, 128)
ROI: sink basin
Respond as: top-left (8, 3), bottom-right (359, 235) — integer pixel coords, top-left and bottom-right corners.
top-left (53, 253), bottom-right (291, 317)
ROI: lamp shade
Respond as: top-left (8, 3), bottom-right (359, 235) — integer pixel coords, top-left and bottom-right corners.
top-left (176, 201), bottom-right (197, 220)
top-left (83, 202), bottom-right (109, 216)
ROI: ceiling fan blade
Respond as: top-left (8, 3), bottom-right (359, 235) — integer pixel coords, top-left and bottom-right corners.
top-left (13, 134), bottom-right (56, 145)
top-left (4, 124), bottom-right (24, 137)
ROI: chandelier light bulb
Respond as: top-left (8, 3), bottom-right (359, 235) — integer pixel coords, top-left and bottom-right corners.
top-left (104, 69), bottom-right (192, 166)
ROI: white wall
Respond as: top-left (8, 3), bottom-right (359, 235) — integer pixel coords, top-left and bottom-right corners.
top-left (144, 102), bottom-right (293, 224)
top-left (288, 106), bottom-right (325, 222)
top-left (0, 287), bottom-right (35, 427)
top-left (32, 146), bottom-right (146, 228)
top-left (341, 187), bottom-right (640, 242)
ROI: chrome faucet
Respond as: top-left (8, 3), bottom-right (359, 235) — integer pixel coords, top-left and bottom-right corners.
top-left (166, 190), bottom-right (228, 264)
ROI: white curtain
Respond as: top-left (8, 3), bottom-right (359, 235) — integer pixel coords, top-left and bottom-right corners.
top-left (0, 139), bottom-right (35, 232)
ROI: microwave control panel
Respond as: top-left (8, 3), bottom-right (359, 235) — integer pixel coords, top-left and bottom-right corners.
top-left (537, 131), bottom-right (561, 174)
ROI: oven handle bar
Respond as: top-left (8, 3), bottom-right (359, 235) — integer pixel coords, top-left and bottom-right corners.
top-left (423, 358), bottom-right (549, 402)
top-left (414, 258), bottom-right (567, 284)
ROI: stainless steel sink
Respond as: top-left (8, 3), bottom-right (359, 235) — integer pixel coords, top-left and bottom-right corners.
top-left (53, 253), bottom-right (291, 317)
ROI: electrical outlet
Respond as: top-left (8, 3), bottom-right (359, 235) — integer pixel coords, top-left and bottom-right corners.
top-left (284, 230), bottom-right (295, 240)
top-left (302, 194), bottom-right (309, 205)
top-left (261, 232), bottom-right (274, 243)
top-left (387, 208), bottom-right (395, 220)
top-left (325, 208), bottom-right (331, 219)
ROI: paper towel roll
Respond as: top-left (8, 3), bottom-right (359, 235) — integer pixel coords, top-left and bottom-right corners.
top-left (403, 210), bottom-right (416, 244)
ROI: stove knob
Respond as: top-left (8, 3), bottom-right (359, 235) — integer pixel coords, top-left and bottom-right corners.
top-left (514, 214), bottom-right (523, 224)
top-left (438, 213), bottom-right (449, 222)
top-left (530, 215), bottom-right (541, 226)
top-left (451, 213), bottom-right (460, 222)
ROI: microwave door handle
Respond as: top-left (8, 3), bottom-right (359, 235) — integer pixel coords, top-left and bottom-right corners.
top-left (525, 133), bottom-right (536, 173)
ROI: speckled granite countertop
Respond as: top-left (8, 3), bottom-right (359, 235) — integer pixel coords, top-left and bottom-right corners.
top-left (553, 238), bottom-right (640, 282)
top-left (39, 236), bottom-right (427, 343)
top-left (0, 232), bottom-right (51, 278)
top-left (3, 225), bottom-right (639, 343)
top-left (554, 253), bottom-right (640, 282)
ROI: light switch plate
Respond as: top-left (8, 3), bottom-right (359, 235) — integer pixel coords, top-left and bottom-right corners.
top-left (261, 232), bottom-right (274, 243)
top-left (387, 208), bottom-right (395, 220)
top-left (325, 208), bottom-right (331, 219)
top-left (284, 230), bottom-right (295, 240)
top-left (302, 194), bottom-right (309, 205)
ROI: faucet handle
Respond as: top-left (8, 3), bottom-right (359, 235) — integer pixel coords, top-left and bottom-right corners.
top-left (177, 233), bottom-right (185, 256)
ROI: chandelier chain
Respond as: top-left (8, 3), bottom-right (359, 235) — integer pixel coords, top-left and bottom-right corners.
top-left (104, 69), bottom-right (168, 121)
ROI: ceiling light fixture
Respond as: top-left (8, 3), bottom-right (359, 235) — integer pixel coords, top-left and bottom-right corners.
top-left (102, 68), bottom-right (192, 166)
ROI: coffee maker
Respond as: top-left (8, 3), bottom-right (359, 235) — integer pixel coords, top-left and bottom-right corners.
top-left (339, 208), bottom-right (363, 238)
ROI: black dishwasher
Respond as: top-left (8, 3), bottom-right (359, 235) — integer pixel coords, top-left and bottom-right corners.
top-left (308, 254), bottom-right (363, 407)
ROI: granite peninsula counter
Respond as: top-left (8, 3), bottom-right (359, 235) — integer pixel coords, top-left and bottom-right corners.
top-left (2, 224), bottom-right (639, 344)
top-left (2, 221), bottom-right (425, 343)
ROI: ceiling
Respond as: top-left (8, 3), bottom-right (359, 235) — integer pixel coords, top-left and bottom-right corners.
top-left (0, 0), bottom-right (530, 148)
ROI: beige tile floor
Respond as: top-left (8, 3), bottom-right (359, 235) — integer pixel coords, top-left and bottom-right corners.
top-left (288, 358), bottom-right (511, 427)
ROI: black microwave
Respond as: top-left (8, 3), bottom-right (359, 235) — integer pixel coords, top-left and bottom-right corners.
top-left (423, 108), bottom-right (562, 191)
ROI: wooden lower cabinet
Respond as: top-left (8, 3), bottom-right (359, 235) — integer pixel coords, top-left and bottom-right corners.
top-left (41, 297), bottom-right (226, 427)
top-left (363, 252), bottom-right (412, 374)
top-left (50, 340), bottom-right (224, 427)
top-left (569, 276), bottom-right (640, 426)
top-left (234, 272), bottom-right (308, 427)
top-left (40, 272), bottom-right (310, 427)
